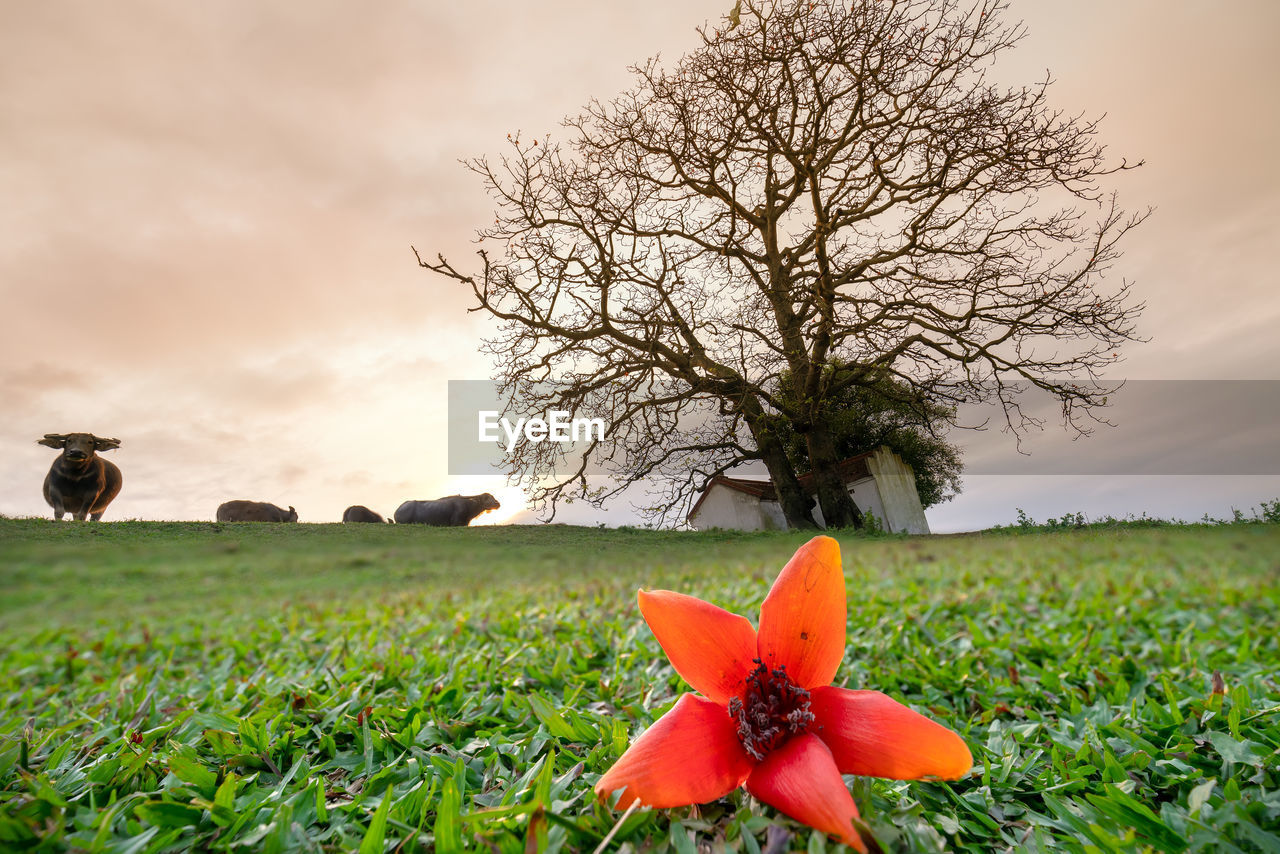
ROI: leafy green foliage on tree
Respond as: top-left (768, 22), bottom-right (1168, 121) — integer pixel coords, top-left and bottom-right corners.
top-left (776, 367), bottom-right (963, 508)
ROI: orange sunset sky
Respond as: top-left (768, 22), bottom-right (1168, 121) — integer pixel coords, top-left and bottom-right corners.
top-left (3, 1), bottom-right (1278, 530)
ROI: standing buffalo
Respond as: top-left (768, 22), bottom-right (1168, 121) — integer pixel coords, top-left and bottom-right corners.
top-left (216, 500), bottom-right (298, 522)
top-left (342, 505), bottom-right (387, 523)
top-left (37, 432), bottom-right (123, 521)
top-left (394, 493), bottom-right (500, 526)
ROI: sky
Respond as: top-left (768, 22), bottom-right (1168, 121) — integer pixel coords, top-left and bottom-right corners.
top-left (3, 0), bottom-right (1278, 531)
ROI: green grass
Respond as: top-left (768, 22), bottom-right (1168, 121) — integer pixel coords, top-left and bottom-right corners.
top-left (1, 519), bottom-right (1278, 852)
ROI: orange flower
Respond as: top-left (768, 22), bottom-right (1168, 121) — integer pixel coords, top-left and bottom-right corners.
top-left (594, 536), bottom-right (972, 851)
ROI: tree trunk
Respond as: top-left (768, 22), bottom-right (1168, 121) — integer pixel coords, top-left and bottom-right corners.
top-left (742, 406), bottom-right (818, 530)
top-left (805, 421), bottom-right (864, 529)
top-left (759, 433), bottom-right (819, 531)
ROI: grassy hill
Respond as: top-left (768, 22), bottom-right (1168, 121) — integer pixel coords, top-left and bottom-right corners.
top-left (1, 520), bottom-right (1277, 851)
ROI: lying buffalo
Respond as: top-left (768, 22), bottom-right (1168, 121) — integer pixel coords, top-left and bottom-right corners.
top-left (38, 432), bottom-right (123, 521)
top-left (342, 505), bottom-right (387, 523)
top-left (216, 500), bottom-right (298, 522)
top-left (394, 493), bottom-right (500, 526)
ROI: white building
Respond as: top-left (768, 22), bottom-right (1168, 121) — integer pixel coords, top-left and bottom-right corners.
top-left (686, 446), bottom-right (931, 534)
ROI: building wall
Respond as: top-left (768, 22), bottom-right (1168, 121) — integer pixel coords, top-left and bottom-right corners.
top-left (758, 498), bottom-right (789, 530)
top-left (811, 476), bottom-right (887, 529)
top-left (867, 446), bottom-right (931, 535)
top-left (688, 483), bottom-right (786, 531)
top-left (687, 447), bottom-right (932, 534)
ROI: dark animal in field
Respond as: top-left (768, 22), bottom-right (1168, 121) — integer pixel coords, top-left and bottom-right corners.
top-left (394, 493), bottom-right (500, 526)
top-left (342, 505), bottom-right (387, 523)
top-left (216, 500), bottom-right (298, 522)
top-left (38, 433), bottom-right (123, 521)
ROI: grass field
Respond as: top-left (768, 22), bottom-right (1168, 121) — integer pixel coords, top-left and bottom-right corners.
top-left (1, 519), bottom-right (1278, 852)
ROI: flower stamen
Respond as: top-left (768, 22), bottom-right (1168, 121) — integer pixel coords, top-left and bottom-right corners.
top-left (727, 658), bottom-right (814, 760)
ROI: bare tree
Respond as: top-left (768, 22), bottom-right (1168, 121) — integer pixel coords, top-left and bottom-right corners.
top-left (420, 0), bottom-right (1146, 528)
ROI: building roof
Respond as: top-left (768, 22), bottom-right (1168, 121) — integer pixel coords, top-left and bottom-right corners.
top-left (686, 450), bottom-right (876, 521)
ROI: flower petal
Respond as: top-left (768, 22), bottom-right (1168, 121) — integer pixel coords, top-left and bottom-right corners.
top-left (756, 536), bottom-right (847, 688)
top-left (594, 693), bottom-right (754, 810)
top-left (638, 589), bottom-right (757, 705)
top-left (745, 733), bottom-right (866, 852)
top-left (809, 686), bottom-right (973, 780)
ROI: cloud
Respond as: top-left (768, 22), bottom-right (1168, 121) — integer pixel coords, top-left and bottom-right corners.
top-left (954, 382), bottom-right (1280, 476)
top-left (0, 364), bottom-right (96, 411)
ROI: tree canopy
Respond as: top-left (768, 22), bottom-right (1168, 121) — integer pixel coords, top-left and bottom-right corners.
top-left (421, 0), bottom-right (1145, 527)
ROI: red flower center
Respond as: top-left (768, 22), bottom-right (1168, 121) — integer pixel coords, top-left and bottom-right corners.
top-left (727, 659), bottom-right (814, 760)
